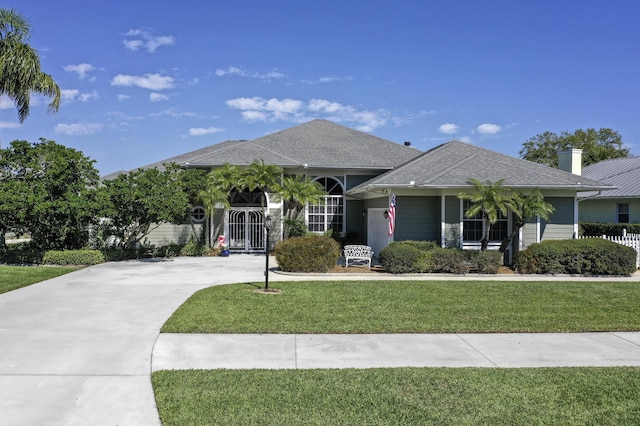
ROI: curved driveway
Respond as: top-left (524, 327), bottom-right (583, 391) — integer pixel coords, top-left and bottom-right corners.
top-left (0, 256), bottom-right (266, 426)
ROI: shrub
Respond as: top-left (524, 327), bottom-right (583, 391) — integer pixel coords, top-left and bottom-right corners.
top-left (515, 239), bottom-right (636, 276)
top-left (42, 250), bottom-right (105, 266)
top-left (275, 235), bottom-right (341, 272)
top-left (154, 243), bottom-right (183, 258)
top-left (0, 243), bottom-right (45, 264)
top-left (580, 222), bottom-right (640, 237)
top-left (465, 250), bottom-right (503, 274)
top-left (180, 240), bottom-right (209, 257)
top-left (429, 248), bottom-right (468, 274)
top-left (284, 219), bottom-right (309, 238)
top-left (378, 242), bottom-right (430, 274)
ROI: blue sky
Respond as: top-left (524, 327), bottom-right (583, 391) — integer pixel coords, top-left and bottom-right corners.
top-left (1, 1), bottom-right (639, 175)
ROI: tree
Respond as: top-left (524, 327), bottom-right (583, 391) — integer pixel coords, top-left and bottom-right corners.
top-left (100, 164), bottom-right (193, 249)
top-left (0, 8), bottom-right (61, 122)
top-left (458, 178), bottom-right (512, 251)
top-left (498, 189), bottom-right (554, 253)
top-left (520, 128), bottom-right (629, 168)
top-left (0, 139), bottom-right (103, 250)
top-left (240, 159), bottom-right (283, 208)
top-left (278, 175), bottom-right (326, 238)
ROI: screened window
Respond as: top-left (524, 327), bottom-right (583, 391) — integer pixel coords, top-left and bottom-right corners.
top-left (462, 200), bottom-right (508, 242)
top-left (308, 177), bottom-right (344, 233)
top-left (618, 203), bottom-right (630, 223)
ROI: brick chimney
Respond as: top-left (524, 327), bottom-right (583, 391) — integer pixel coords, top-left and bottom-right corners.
top-left (558, 148), bottom-right (582, 175)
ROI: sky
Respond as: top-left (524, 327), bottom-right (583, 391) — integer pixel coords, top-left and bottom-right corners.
top-left (1, 0), bottom-right (639, 175)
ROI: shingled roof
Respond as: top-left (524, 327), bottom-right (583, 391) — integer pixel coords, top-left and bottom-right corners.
top-left (579, 156), bottom-right (640, 199)
top-left (184, 119), bottom-right (421, 169)
top-left (347, 140), bottom-right (613, 195)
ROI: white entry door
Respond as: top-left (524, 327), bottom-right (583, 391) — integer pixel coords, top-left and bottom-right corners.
top-left (367, 208), bottom-right (391, 257)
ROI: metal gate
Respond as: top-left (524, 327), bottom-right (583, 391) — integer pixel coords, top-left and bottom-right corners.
top-left (227, 208), bottom-right (265, 252)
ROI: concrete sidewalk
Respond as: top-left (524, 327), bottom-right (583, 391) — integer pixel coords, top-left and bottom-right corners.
top-left (153, 332), bottom-right (640, 370)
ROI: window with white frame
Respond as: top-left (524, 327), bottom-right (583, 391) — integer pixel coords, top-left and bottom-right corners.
top-left (617, 203), bottom-right (630, 223)
top-left (462, 199), bottom-right (508, 242)
top-left (307, 177), bottom-right (344, 233)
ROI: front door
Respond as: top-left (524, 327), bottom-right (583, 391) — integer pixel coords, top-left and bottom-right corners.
top-left (227, 208), bottom-right (265, 252)
top-left (367, 208), bottom-right (391, 258)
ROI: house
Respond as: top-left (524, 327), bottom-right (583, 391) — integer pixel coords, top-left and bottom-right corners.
top-left (578, 156), bottom-right (640, 224)
top-left (118, 119), bottom-right (613, 262)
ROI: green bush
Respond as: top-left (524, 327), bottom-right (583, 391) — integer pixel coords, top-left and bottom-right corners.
top-left (0, 243), bottom-right (45, 264)
top-left (465, 250), bottom-right (503, 274)
top-left (515, 239), bottom-right (636, 275)
top-left (378, 242), bottom-right (430, 273)
top-left (580, 222), bottom-right (640, 237)
top-left (429, 248), bottom-right (468, 274)
top-left (275, 235), bottom-right (341, 272)
top-left (43, 250), bottom-right (105, 265)
top-left (180, 241), bottom-right (209, 257)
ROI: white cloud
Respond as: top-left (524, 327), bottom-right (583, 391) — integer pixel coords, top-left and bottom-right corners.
top-left (149, 92), bottom-right (169, 102)
top-left (111, 73), bottom-right (174, 90)
top-left (63, 63), bottom-right (95, 79)
top-left (215, 66), bottom-right (285, 80)
top-left (54, 123), bottom-right (102, 136)
top-left (188, 126), bottom-right (224, 136)
top-left (476, 123), bottom-right (502, 134)
top-left (149, 108), bottom-right (198, 118)
top-left (302, 76), bottom-right (353, 84)
top-left (226, 96), bottom-right (390, 132)
top-left (61, 89), bottom-right (99, 103)
top-left (123, 29), bottom-right (174, 52)
top-left (117, 94), bottom-right (130, 101)
top-left (0, 121), bottom-right (20, 129)
top-left (438, 123), bottom-right (459, 135)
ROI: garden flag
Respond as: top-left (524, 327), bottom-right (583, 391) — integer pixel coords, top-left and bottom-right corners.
top-left (388, 193), bottom-right (396, 237)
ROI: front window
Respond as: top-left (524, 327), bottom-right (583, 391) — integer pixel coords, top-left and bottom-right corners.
top-left (462, 200), bottom-right (508, 242)
top-left (618, 203), bottom-right (630, 223)
top-left (308, 177), bottom-right (344, 233)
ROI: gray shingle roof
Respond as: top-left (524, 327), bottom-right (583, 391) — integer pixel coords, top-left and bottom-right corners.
top-left (102, 120), bottom-right (421, 179)
top-left (347, 140), bottom-right (614, 194)
top-left (579, 156), bottom-right (640, 199)
top-left (186, 119), bottom-right (421, 169)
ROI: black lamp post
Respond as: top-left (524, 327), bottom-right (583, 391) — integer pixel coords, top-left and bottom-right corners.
top-left (264, 214), bottom-right (272, 290)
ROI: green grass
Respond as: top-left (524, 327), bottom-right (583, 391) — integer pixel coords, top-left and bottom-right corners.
top-left (153, 367), bottom-right (640, 425)
top-left (161, 280), bottom-right (640, 333)
top-left (0, 265), bottom-right (81, 294)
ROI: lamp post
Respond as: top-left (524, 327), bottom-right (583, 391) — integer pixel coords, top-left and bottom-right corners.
top-left (264, 214), bottom-right (272, 290)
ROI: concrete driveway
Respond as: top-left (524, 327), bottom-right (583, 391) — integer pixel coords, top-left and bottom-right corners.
top-left (0, 255), bottom-right (267, 426)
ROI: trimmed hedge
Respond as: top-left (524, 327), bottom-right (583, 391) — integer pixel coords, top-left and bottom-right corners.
top-left (515, 239), bottom-right (636, 276)
top-left (378, 240), bottom-right (502, 274)
top-left (580, 222), bottom-right (640, 237)
top-left (0, 242), bottom-right (45, 264)
top-left (42, 250), bottom-right (106, 265)
top-left (275, 235), bottom-right (341, 273)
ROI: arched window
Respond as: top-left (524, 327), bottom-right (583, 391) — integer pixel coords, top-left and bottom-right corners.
top-left (308, 177), bottom-right (344, 233)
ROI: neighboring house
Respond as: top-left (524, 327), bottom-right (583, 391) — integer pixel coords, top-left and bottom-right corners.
top-left (578, 156), bottom-right (640, 224)
top-left (110, 119), bottom-right (613, 263)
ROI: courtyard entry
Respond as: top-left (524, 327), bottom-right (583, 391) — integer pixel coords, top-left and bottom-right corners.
top-left (226, 208), bottom-right (266, 252)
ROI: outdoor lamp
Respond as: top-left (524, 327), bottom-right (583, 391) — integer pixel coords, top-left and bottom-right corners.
top-left (264, 215), bottom-right (273, 290)
top-left (383, 210), bottom-right (389, 219)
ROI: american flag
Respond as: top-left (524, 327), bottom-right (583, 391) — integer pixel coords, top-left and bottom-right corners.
top-left (388, 193), bottom-right (396, 237)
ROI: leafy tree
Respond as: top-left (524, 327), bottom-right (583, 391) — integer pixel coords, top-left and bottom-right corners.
top-left (520, 128), bottom-right (629, 168)
top-left (0, 8), bottom-right (61, 122)
top-left (279, 175), bottom-right (326, 238)
top-left (0, 139), bottom-right (102, 250)
top-left (240, 159), bottom-right (283, 208)
top-left (100, 164), bottom-right (193, 249)
top-left (498, 189), bottom-right (554, 253)
top-left (458, 178), bottom-right (511, 251)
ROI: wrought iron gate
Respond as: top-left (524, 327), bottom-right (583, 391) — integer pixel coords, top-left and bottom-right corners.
top-left (226, 208), bottom-right (265, 252)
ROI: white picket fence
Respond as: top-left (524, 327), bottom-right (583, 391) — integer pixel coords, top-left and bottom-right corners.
top-left (579, 230), bottom-right (640, 268)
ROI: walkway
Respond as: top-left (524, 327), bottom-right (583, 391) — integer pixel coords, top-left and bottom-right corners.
top-left (0, 256), bottom-right (639, 425)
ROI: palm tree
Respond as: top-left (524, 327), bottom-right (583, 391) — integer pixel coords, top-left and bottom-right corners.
top-left (498, 189), bottom-right (554, 252)
top-left (458, 178), bottom-right (512, 251)
top-left (0, 8), bottom-right (61, 123)
top-left (198, 163), bottom-right (241, 246)
top-left (278, 175), bottom-right (326, 238)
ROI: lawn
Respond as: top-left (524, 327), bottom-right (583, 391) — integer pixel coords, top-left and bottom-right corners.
top-left (161, 280), bottom-right (640, 333)
top-left (0, 265), bottom-right (81, 294)
top-left (153, 367), bottom-right (640, 425)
